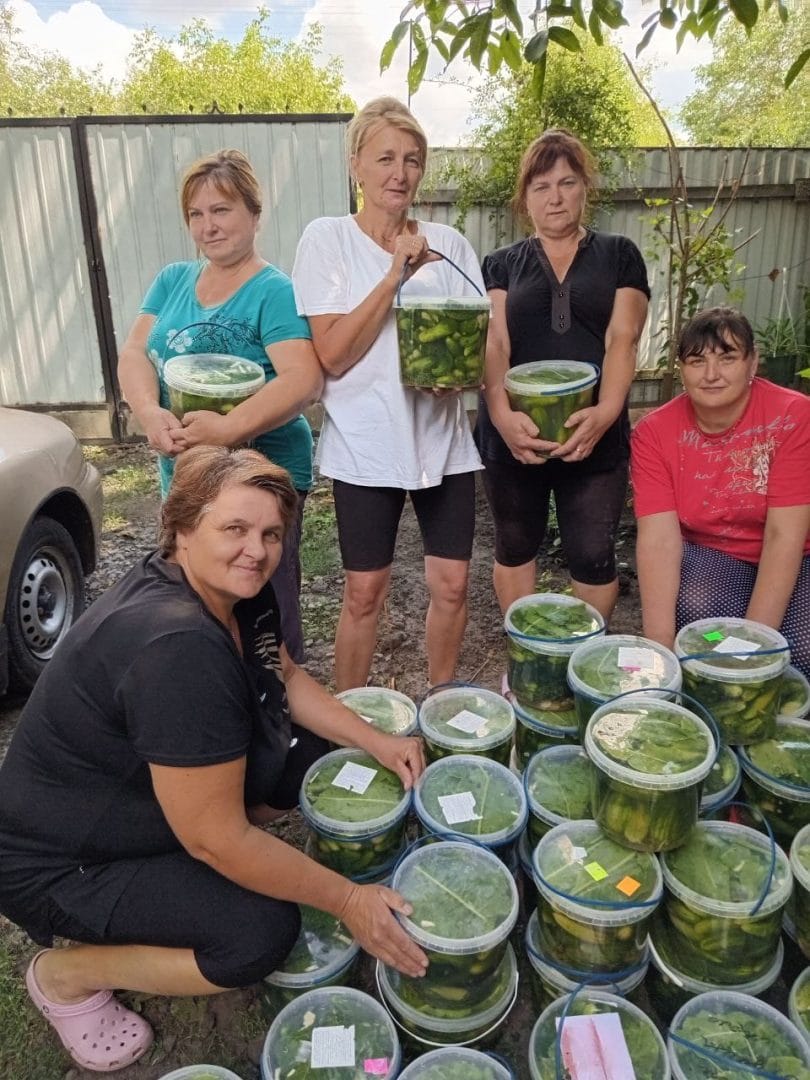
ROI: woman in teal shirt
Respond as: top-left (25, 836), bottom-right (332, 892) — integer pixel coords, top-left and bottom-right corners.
top-left (118, 149), bottom-right (322, 661)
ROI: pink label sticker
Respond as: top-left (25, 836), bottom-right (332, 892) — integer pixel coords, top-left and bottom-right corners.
top-left (364, 1059), bottom-right (390, 1075)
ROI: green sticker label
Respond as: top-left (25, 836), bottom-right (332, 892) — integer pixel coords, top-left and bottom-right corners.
top-left (584, 861), bottom-right (608, 881)
top-left (704, 631), bottom-right (725, 641)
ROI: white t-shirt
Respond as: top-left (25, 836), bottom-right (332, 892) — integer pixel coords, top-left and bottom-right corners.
top-left (292, 216), bottom-right (484, 489)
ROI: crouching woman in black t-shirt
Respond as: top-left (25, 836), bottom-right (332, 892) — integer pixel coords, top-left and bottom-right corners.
top-left (0, 445), bottom-right (427, 1074)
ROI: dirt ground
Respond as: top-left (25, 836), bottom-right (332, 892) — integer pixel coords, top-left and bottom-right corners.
top-left (0, 439), bottom-right (645, 1080)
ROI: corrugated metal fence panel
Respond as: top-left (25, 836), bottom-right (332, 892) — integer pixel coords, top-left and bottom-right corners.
top-left (85, 118), bottom-right (351, 360)
top-left (0, 125), bottom-right (104, 406)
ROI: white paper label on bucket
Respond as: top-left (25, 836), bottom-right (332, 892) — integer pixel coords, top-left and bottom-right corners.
top-left (446, 709), bottom-right (489, 736)
top-left (360, 714), bottom-right (377, 725)
top-left (617, 647), bottom-right (660, 673)
top-left (556, 1013), bottom-right (635, 1080)
top-left (310, 1024), bottom-right (356, 1068)
top-left (713, 635), bottom-right (761, 656)
top-left (438, 791), bottom-right (481, 824)
top-left (332, 762), bottom-right (377, 794)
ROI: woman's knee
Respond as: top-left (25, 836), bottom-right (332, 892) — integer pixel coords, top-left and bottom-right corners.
top-left (425, 559), bottom-right (469, 609)
top-left (196, 899), bottom-right (302, 988)
top-left (343, 570), bottom-right (390, 621)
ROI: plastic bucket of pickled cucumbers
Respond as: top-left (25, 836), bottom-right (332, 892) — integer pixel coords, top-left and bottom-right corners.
top-left (376, 943), bottom-right (518, 1050)
top-left (738, 716), bottom-right (810, 848)
top-left (504, 593), bottom-right (605, 714)
top-left (260, 986), bottom-right (400, 1080)
top-left (396, 1045), bottom-right (515, 1079)
top-left (413, 755), bottom-right (528, 863)
top-left (781, 665), bottom-right (810, 718)
top-left (299, 747), bottom-right (411, 880)
top-left (259, 904), bottom-right (360, 1016)
top-left (524, 908), bottom-right (648, 1015)
top-left (517, 828), bottom-right (538, 914)
top-left (532, 819), bottom-right (662, 976)
top-left (789, 967), bottom-right (810, 1046)
top-left (513, 698), bottom-right (579, 772)
top-left (504, 360), bottom-right (598, 448)
top-left (158, 1068), bottom-right (244, 1080)
top-left (675, 617), bottom-right (789, 745)
top-left (647, 923), bottom-right (783, 1026)
top-left (524, 745), bottom-right (594, 847)
top-left (417, 684), bottom-right (515, 766)
top-left (396, 296), bottom-right (490, 389)
top-left (568, 633), bottom-right (682, 739)
top-left (584, 694), bottom-right (715, 851)
top-left (668, 990), bottom-right (810, 1079)
top-left (163, 354), bottom-right (265, 419)
top-left (699, 744), bottom-right (741, 817)
top-left (657, 819), bottom-right (792, 986)
top-left (529, 988), bottom-right (670, 1080)
top-left (790, 824), bottom-right (810, 960)
top-left (390, 839), bottom-right (519, 997)
top-left (336, 686), bottom-right (418, 736)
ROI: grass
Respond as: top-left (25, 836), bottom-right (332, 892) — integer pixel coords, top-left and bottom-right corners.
top-left (83, 446), bottom-right (158, 531)
top-left (300, 486), bottom-right (340, 579)
top-left (0, 940), bottom-right (65, 1078)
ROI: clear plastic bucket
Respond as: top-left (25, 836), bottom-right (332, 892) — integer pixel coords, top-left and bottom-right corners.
top-left (396, 1045), bottom-right (515, 1079)
top-left (504, 593), bottom-right (605, 713)
top-left (789, 966), bottom-right (810, 1046)
top-left (158, 1069), bottom-right (244, 1080)
top-left (417, 685), bottom-right (515, 766)
top-left (504, 360), bottom-right (598, 447)
top-left (376, 944), bottom-right (517, 1050)
top-left (529, 988), bottom-right (670, 1080)
top-left (781, 665), bottom-right (810, 718)
top-left (163, 354), bottom-right (265, 418)
top-left (299, 747), bottom-right (411, 880)
top-left (532, 819), bottom-right (662, 975)
top-left (512, 698), bottom-right (578, 772)
top-left (668, 990), bottom-right (810, 1079)
top-left (336, 686), bottom-right (418, 736)
top-left (738, 715), bottom-right (810, 848)
top-left (675, 617), bottom-right (789, 744)
top-left (699, 744), bottom-right (741, 816)
top-left (524, 744), bottom-right (594, 847)
top-left (658, 819), bottom-right (792, 985)
top-left (584, 694), bottom-right (715, 851)
top-left (413, 754), bottom-right (527, 856)
top-left (260, 986), bottom-right (400, 1080)
top-left (396, 296), bottom-right (491, 389)
top-left (790, 823), bottom-right (810, 961)
top-left (568, 633), bottom-right (682, 739)
top-left (517, 828), bottom-right (538, 915)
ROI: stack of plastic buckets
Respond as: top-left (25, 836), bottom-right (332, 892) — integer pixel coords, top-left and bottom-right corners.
top-left (417, 684), bottom-right (515, 767)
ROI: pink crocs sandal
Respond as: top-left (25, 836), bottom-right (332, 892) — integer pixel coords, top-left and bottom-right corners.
top-left (26, 951), bottom-right (154, 1073)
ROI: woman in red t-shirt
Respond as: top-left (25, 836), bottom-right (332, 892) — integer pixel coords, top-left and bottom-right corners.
top-left (631, 306), bottom-right (810, 677)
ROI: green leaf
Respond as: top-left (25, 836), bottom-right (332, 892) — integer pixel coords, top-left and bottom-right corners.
top-left (546, 0), bottom-right (574, 16)
top-left (588, 8), bottom-right (604, 45)
top-left (697, 0), bottom-right (720, 16)
top-left (548, 25), bottom-right (582, 51)
top-left (408, 44), bottom-right (428, 95)
top-left (728, 0), bottom-right (760, 29)
top-left (486, 41), bottom-right (502, 75)
top-left (500, 26), bottom-right (523, 72)
top-left (379, 20), bottom-right (410, 73)
top-left (469, 11), bottom-right (493, 69)
top-left (530, 51), bottom-right (547, 103)
top-left (592, 0), bottom-right (629, 30)
top-left (524, 28), bottom-right (549, 62)
top-left (497, 0), bottom-right (523, 35)
top-left (432, 36), bottom-right (450, 62)
top-left (785, 47), bottom-right (810, 88)
top-left (659, 7), bottom-right (677, 29)
top-left (571, 0), bottom-right (588, 31)
top-left (446, 16), bottom-right (477, 62)
top-left (635, 23), bottom-right (657, 56)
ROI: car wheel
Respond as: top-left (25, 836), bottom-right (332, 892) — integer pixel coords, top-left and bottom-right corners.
top-left (4, 515), bottom-right (85, 692)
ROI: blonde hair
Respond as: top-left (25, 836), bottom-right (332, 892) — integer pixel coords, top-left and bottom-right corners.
top-left (347, 97), bottom-right (428, 176)
top-left (180, 149), bottom-right (263, 225)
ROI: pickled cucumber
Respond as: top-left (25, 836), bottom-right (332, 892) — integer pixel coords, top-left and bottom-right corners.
top-left (505, 367), bottom-right (595, 446)
top-left (396, 302), bottom-right (489, 388)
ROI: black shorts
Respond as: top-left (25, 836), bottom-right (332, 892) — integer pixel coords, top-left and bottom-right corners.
top-left (333, 472), bottom-right (477, 571)
top-left (481, 457), bottom-right (628, 585)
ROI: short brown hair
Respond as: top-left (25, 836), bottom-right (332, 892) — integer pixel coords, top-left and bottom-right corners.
top-left (512, 129), bottom-right (597, 224)
top-left (347, 97), bottom-right (428, 176)
top-left (677, 307), bottom-right (756, 361)
top-left (159, 446), bottom-right (297, 556)
top-left (180, 149), bottom-right (263, 225)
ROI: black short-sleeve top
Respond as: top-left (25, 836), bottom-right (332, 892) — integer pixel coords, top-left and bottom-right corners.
top-left (475, 229), bottom-right (650, 472)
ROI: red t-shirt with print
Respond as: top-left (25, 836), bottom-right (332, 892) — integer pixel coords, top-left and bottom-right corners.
top-left (630, 378), bottom-right (810, 564)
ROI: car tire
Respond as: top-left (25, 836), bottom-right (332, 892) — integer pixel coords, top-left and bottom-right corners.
top-left (4, 515), bottom-right (85, 692)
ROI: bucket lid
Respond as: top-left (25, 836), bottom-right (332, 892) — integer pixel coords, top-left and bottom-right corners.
top-left (568, 634), bottom-right (682, 701)
top-left (739, 716), bottom-right (810, 802)
top-left (789, 966), bottom-right (810, 1043)
top-left (336, 686), bottom-right (418, 736)
top-left (699, 744), bottom-right (741, 813)
top-left (396, 1046), bottom-right (513, 1079)
top-left (264, 905), bottom-right (359, 989)
top-left (532, 820), bottom-right (662, 923)
top-left (299, 748), bottom-right (410, 837)
top-left (157, 1068), bottom-right (244, 1080)
top-left (513, 698), bottom-right (579, 735)
top-left (262, 987), bottom-right (399, 1079)
top-left (417, 685), bottom-right (515, 753)
top-left (414, 755), bottom-right (527, 846)
top-left (376, 943), bottom-right (517, 1036)
top-left (524, 745), bottom-right (593, 827)
top-left (504, 593), bottom-right (605, 655)
top-left (668, 990), bottom-right (810, 1078)
top-left (780, 665), bottom-right (810, 718)
top-left (504, 360), bottom-right (599, 396)
top-left (163, 354), bottom-right (265, 398)
top-left (391, 840), bottom-right (518, 954)
top-left (648, 926), bottom-right (783, 998)
top-left (661, 820), bottom-right (792, 917)
top-left (396, 295), bottom-right (491, 311)
top-left (585, 695), bottom-right (715, 791)
top-left (529, 989), bottom-right (669, 1080)
top-left (675, 617), bottom-right (789, 680)
top-left (790, 822), bottom-right (810, 891)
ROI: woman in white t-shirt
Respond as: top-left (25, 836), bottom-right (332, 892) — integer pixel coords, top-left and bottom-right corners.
top-left (292, 97), bottom-right (484, 691)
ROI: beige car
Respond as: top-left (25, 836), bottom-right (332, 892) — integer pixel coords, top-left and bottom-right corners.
top-left (0, 408), bottom-right (102, 694)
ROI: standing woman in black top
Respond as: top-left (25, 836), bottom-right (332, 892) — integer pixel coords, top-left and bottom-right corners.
top-left (477, 129), bottom-right (650, 623)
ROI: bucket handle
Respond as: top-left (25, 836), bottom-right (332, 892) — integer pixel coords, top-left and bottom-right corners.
top-left (419, 679), bottom-right (490, 708)
top-left (524, 930), bottom-right (648, 986)
top-left (720, 801), bottom-right (778, 917)
top-left (679, 644), bottom-right (790, 664)
top-left (163, 319), bottom-right (257, 361)
top-left (395, 248), bottom-right (484, 307)
top-left (554, 981), bottom-right (592, 1080)
top-left (667, 1030), bottom-right (788, 1079)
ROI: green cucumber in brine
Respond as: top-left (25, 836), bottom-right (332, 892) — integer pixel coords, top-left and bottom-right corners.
top-left (396, 304), bottom-right (488, 389)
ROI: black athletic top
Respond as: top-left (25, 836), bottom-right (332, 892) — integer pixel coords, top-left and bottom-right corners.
top-left (475, 229), bottom-right (650, 473)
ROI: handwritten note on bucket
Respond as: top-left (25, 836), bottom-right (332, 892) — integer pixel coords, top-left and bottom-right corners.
top-left (438, 791), bottom-right (480, 824)
top-left (446, 709), bottom-right (489, 736)
top-left (332, 762), bottom-right (377, 794)
top-left (310, 1023), bottom-right (356, 1068)
top-left (556, 1012), bottom-right (635, 1080)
